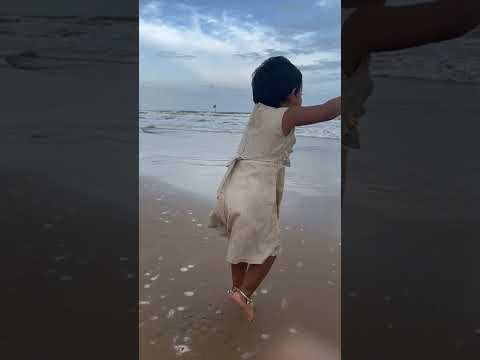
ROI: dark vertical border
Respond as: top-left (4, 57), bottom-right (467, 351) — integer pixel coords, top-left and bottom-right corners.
top-left (342, 2), bottom-right (480, 359)
top-left (1, 1), bottom-right (139, 359)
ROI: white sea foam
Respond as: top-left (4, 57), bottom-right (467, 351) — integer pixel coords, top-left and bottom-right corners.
top-left (139, 110), bottom-right (340, 140)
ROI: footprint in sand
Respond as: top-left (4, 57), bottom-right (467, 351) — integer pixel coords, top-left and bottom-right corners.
top-left (173, 344), bottom-right (192, 356)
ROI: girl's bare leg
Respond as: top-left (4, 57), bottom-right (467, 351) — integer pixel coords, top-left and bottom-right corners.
top-left (240, 256), bottom-right (276, 297)
top-left (228, 256), bottom-right (277, 321)
top-left (231, 262), bottom-right (248, 289)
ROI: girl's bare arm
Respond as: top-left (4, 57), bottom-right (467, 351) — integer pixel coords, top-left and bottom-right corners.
top-left (282, 97), bottom-right (341, 136)
top-left (342, 1), bottom-right (480, 76)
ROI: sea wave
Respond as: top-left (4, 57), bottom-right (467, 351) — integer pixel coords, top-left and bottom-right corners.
top-left (139, 110), bottom-right (340, 140)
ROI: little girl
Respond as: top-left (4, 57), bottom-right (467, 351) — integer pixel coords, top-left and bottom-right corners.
top-left (208, 56), bottom-right (341, 321)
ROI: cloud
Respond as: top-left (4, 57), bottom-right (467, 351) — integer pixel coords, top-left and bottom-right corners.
top-left (140, 1), bottom-right (163, 19)
top-left (297, 59), bottom-right (340, 72)
top-left (156, 50), bottom-right (196, 59)
top-left (140, 1), bottom-right (340, 88)
top-left (315, 0), bottom-right (339, 7)
top-left (233, 52), bottom-right (263, 61)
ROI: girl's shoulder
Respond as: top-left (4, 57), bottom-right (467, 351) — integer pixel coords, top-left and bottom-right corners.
top-left (250, 103), bottom-right (289, 137)
top-left (253, 103), bottom-right (289, 116)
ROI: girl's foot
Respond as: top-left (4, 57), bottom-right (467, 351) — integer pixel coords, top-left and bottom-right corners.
top-left (226, 287), bottom-right (255, 322)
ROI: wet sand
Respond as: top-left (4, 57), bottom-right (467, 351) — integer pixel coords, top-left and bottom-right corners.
top-left (140, 177), bottom-right (340, 359)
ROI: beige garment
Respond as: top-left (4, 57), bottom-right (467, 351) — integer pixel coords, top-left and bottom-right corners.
top-left (208, 103), bottom-right (296, 264)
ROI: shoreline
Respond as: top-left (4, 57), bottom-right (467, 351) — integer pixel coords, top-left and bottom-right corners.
top-left (139, 176), bottom-right (340, 359)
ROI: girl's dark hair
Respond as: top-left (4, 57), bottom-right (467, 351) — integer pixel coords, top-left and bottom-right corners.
top-left (251, 56), bottom-right (302, 108)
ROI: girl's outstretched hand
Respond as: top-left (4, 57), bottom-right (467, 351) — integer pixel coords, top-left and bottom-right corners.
top-left (282, 96), bottom-right (341, 136)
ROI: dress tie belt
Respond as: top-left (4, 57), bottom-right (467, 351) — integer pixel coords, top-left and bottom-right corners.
top-left (216, 156), bottom-right (288, 196)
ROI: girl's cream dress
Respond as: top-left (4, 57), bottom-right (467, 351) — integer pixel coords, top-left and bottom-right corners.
top-left (209, 103), bottom-right (296, 264)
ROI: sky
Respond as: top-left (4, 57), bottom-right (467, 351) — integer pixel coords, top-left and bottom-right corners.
top-left (139, 0), bottom-right (341, 112)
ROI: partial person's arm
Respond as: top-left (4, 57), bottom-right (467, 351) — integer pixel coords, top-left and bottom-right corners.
top-left (282, 97), bottom-right (341, 136)
top-left (342, 0), bottom-right (480, 76)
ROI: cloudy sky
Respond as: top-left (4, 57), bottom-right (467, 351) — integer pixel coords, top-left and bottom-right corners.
top-left (140, 0), bottom-right (340, 112)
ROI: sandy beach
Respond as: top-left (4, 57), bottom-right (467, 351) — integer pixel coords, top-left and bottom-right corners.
top-left (139, 128), bottom-right (341, 359)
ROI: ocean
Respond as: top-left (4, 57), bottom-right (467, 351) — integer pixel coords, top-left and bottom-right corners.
top-left (139, 110), bottom-right (340, 200)
top-left (139, 110), bottom-right (341, 140)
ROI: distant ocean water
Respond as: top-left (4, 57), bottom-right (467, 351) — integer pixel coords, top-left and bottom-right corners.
top-left (139, 110), bottom-right (341, 140)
